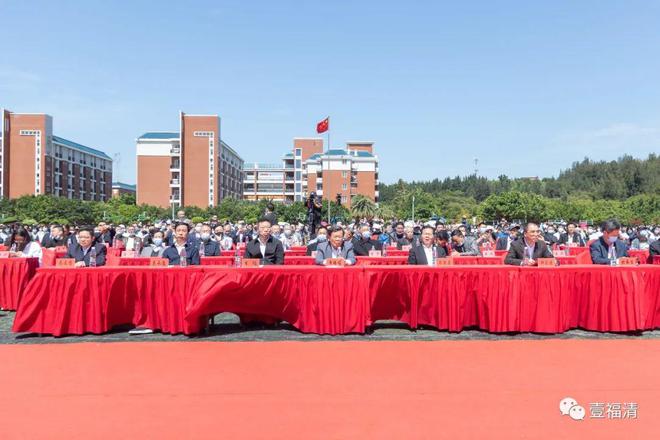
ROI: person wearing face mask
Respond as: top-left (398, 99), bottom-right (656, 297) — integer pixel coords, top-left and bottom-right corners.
top-left (280, 225), bottom-right (297, 249)
top-left (590, 219), bottom-right (629, 265)
top-left (306, 226), bottom-right (328, 255)
top-left (543, 225), bottom-right (559, 246)
top-left (140, 230), bottom-right (167, 257)
top-left (199, 224), bottom-right (221, 255)
top-left (353, 224), bottom-right (383, 256)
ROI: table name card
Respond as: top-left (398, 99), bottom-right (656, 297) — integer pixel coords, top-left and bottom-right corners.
top-left (369, 250), bottom-right (382, 257)
top-left (149, 258), bottom-right (168, 266)
top-left (537, 258), bottom-right (557, 267)
top-left (242, 259), bottom-right (260, 267)
top-left (325, 258), bottom-right (346, 267)
top-left (56, 258), bottom-right (75, 267)
top-left (436, 257), bottom-right (454, 266)
top-left (121, 250), bottom-right (137, 258)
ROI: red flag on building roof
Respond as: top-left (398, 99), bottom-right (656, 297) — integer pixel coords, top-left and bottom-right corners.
top-left (316, 117), bottom-right (329, 134)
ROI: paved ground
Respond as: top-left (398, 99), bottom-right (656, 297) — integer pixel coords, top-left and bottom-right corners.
top-left (2, 310), bottom-right (659, 344)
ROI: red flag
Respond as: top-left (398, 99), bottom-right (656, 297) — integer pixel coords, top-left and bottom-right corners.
top-left (316, 117), bottom-right (329, 134)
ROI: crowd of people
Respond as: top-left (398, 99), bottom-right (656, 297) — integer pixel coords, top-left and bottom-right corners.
top-left (1, 206), bottom-right (659, 267)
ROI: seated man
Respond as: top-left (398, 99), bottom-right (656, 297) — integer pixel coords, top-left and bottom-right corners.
top-left (198, 224), bottom-right (220, 256)
top-left (558, 222), bottom-right (586, 247)
top-left (648, 238), bottom-right (660, 264)
top-left (450, 230), bottom-right (479, 256)
top-left (41, 224), bottom-right (67, 248)
top-left (315, 226), bottom-right (356, 265)
top-left (589, 219), bottom-right (629, 265)
top-left (244, 218), bottom-right (284, 265)
top-left (162, 222), bottom-right (201, 266)
top-left (353, 224), bottom-right (383, 256)
top-left (396, 226), bottom-right (419, 249)
top-left (504, 222), bottom-right (554, 266)
top-left (408, 225), bottom-right (447, 266)
top-left (306, 226), bottom-right (328, 255)
top-left (65, 228), bottom-right (107, 267)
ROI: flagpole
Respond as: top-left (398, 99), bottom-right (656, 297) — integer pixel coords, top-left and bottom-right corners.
top-left (326, 116), bottom-right (331, 224)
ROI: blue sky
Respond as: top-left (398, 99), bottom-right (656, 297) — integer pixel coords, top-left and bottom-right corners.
top-left (1, 1), bottom-right (659, 184)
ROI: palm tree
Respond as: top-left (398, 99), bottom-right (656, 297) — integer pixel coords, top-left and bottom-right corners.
top-left (351, 195), bottom-right (377, 221)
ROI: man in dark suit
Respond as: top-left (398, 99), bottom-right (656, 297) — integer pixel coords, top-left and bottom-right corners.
top-left (504, 222), bottom-right (554, 266)
top-left (96, 222), bottom-right (114, 245)
top-left (353, 224), bottom-right (383, 256)
top-left (162, 222), bottom-right (201, 266)
top-left (408, 225), bottom-right (447, 266)
top-left (233, 223), bottom-right (251, 246)
top-left (590, 219), bottom-right (629, 265)
top-left (558, 222), bottom-right (585, 247)
top-left (244, 218), bottom-right (284, 265)
top-left (496, 225), bottom-right (519, 251)
top-left (306, 226), bottom-right (328, 255)
top-left (198, 224), bottom-right (220, 256)
top-left (65, 228), bottom-right (107, 267)
top-left (41, 225), bottom-right (67, 248)
top-left (315, 226), bottom-right (356, 265)
top-left (648, 239), bottom-right (660, 264)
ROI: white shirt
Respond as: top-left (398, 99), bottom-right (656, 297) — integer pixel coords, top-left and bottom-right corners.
top-left (258, 238), bottom-right (268, 257)
top-left (423, 245), bottom-right (435, 266)
top-left (174, 242), bottom-right (186, 255)
top-left (18, 241), bottom-right (43, 265)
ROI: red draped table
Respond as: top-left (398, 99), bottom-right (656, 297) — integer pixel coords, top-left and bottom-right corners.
top-left (11, 265), bottom-right (660, 337)
top-left (0, 258), bottom-right (39, 310)
top-left (365, 265), bottom-right (660, 333)
top-left (12, 267), bottom-right (207, 335)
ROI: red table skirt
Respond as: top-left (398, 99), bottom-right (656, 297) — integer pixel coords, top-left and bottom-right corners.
top-left (12, 265), bottom-right (660, 336)
top-left (628, 249), bottom-right (650, 263)
top-left (0, 258), bottom-right (38, 310)
top-left (366, 265), bottom-right (660, 333)
top-left (654, 256), bottom-right (660, 265)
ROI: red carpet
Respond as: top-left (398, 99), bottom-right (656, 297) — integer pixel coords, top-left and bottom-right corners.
top-left (0, 340), bottom-right (658, 439)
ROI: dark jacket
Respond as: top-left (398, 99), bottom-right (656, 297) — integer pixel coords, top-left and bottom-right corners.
top-left (407, 244), bottom-right (448, 265)
top-left (496, 236), bottom-right (517, 251)
top-left (41, 234), bottom-right (67, 249)
top-left (244, 236), bottom-right (284, 265)
top-left (198, 240), bottom-right (221, 257)
top-left (306, 241), bottom-right (321, 256)
top-left (396, 236), bottom-right (419, 250)
top-left (353, 238), bottom-right (383, 256)
top-left (233, 231), bottom-right (251, 245)
top-left (589, 237), bottom-right (629, 265)
top-left (162, 242), bottom-right (201, 266)
top-left (504, 239), bottom-right (554, 266)
top-left (558, 232), bottom-right (585, 247)
top-left (65, 243), bottom-right (107, 267)
top-left (648, 240), bottom-right (660, 264)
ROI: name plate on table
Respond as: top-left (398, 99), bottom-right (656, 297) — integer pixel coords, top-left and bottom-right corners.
top-left (369, 250), bottom-right (382, 257)
top-left (435, 257), bottom-right (454, 266)
top-left (325, 258), bottom-right (346, 267)
top-left (482, 250), bottom-right (495, 257)
top-left (537, 258), bottom-right (557, 267)
top-left (0, 251), bottom-right (10, 259)
top-left (54, 246), bottom-right (68, 252)
top-left (567, 242), bottom-right (579, 248)
top-left (242, 259), bottom-right (260, 267)
top-left (401, 245), bottom-right (412, 251)
top-left (121, 250), bottom-right (137, 258)
top-left (553, 249), bottom-right (567, 257)
top-left (618, 257), bottom-right (638, 266)
top-left (56, 258), bottom-right (75, 267)
top-left (149, 258), bottom-right (168, 267)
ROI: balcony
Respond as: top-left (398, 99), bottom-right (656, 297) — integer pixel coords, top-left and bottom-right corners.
top-left (170, 179), bottom-right (180, 186)
top-left (170, 162), bottom-right (181, 171)
top-left (170, 147), bottom-right (181, 155)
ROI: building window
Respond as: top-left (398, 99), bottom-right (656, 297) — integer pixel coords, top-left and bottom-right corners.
top-left (295, 171), bottom-right (301, 180)
top-left (342, 183), bottom-right (347, 190)
top-left (295, 183), bottom-right (301, 192)
top-left (295, 148), bottom-right (302, 157)
top-left (342, 171), bottom-right (348, 178)
top-left (295, 159), bottom-right (301, 168)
